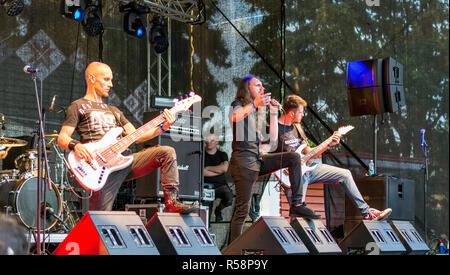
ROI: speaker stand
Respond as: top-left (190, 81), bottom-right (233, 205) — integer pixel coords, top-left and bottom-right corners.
top-left (373, 114), bottom-right (378, 174)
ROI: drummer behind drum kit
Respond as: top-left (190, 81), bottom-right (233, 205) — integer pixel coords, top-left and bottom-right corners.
top-left (0, 133), bottom-right (85, 234)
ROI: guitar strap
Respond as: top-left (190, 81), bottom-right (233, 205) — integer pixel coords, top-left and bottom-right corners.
top-left (293, 123), bottom-right (308, 143)
top-left (107, 105), bottom-right (123, 128)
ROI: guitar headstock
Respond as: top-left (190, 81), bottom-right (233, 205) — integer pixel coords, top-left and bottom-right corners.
top-left (172, 92), bottom-right (202, 113)
top-left (337, 125), bottom-right (355, 135)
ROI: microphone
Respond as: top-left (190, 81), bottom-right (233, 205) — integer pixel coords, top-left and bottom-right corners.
top-left (420, 129), bottom-right (427, 147)
top-left (23, 65), bottom-right (40, 74)
top-left (0, 113), bottom-right (5, 130)
top-left (49, 95), bottom-right (57, 112)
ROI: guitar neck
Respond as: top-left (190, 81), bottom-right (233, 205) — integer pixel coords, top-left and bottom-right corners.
top-left (109, 113), bottom-right (165, 153)
top-left (302, 136), bottom-right (333, 162)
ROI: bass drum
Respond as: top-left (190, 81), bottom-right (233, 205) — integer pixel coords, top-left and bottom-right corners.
top-left (0, 177), bottom-right (62, 230)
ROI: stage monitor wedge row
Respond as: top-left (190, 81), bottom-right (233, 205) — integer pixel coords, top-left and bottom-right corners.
top-left (339, 220), bottom-right (406, 255)
top-left (222, 216), bottom-right (309, 255)
top-left (52, 211), bottom-right (159, 255)
top-left (145, 212), bottom-right (221, 255)
top-left (389, 220), bottom-right (429, 255)
top-left (290, 218), bottom-right (342, 255)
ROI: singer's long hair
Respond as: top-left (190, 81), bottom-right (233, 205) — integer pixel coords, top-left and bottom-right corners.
top-left (234, 75), bottom-right (256, 105)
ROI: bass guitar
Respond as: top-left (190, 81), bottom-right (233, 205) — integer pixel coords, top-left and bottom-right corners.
top-left (67, 93), bottom-right (202, 191)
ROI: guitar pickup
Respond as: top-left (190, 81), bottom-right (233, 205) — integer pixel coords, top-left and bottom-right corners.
top-left (75, 166), bottom-right (87, 177)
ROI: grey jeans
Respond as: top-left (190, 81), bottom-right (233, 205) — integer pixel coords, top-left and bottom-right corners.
top-left (89, 145), bottom-right (179, 211)
top-left (284, 163), bottom-right (370, 216)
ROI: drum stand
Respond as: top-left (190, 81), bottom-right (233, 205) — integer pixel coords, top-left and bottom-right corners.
top-left (28, 71), bottom-right (53, 255)
top-left (51, 140), bottom-right (77, 232)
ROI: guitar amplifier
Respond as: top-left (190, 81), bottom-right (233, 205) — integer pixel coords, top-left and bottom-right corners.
top-left (143, 111), bottom-right (202, 140)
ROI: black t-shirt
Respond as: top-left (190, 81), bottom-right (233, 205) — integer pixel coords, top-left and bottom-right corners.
top-left (63, 98), bottom-right (130, 143)
top-left (276, 123), bottom-right (304, 153)
top-left (229, 99), bottom-right (268, 171)
top-left (204, 150), bottom-right (229, 187)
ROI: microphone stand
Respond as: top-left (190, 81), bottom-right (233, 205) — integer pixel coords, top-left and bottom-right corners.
top-left (29, 71), bottom-right (52, 255)
top-left (421, 140), bottom-right (429, 244)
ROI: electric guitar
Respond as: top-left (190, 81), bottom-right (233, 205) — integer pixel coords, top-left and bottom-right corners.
top-left (273, 125), bottom-right (354, 189)
top-left (67, 93), bottom-right (202, 191)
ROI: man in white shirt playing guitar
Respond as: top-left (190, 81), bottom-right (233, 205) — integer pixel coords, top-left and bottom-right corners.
top-left (58, 61), bottom-right (197, 214)
top-left (276, 94), bottom-right (391, 221)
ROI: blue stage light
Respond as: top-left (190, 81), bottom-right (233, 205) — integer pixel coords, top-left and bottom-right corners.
top-left (73, 8), bottom-right (84, 21)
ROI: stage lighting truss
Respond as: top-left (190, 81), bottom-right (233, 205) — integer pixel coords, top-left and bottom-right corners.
top-left (114, 0), bottom-right (205, 24)
top-left (1, 0), bottom-right (24, 16)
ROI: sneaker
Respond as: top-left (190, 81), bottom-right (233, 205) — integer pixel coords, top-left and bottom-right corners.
top-left (363, 208), bottom-right (392, 221)
top-left (289, 204), bottom-right (322, 219)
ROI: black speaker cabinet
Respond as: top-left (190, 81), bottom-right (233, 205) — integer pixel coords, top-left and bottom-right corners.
top-left (222, 216), bottom-right (309, 255)
top-left (145, 212), bottom-right (221, 255)
top-left (135, 133), bottom-right (204, 200)
top-left (347, 86), bottom-right (386, 116)
top-left (347, 58), bottom-right (385, 116)
top-left (345, 176), bottom-right (415, 221)
top-left (52, 211), bottom-right (159, 255)
top-left (389, 220), bottom-right (429, 255)
top-left (339, 220), bottom-right (406, 255)
top-left (290, 218), bottom-right (342, 255)
top-left (382, 57), bottom-right (405, 113)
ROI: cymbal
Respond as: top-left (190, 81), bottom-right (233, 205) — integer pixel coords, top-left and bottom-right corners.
top-left (0, 137), bottom-right (28, 147)
top-left (45, 130), bottom-right (59, 139)
top-left (45, 133), bottom-right (59, 138)
top-left (26, 149), bottom-right (53, 154)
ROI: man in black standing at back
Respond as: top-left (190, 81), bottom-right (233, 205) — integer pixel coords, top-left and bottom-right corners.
top-left (203, 133), bottom-right (233, 222)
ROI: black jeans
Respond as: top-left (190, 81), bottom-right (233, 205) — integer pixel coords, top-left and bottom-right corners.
top-left (229, 151), bottom-right (303, 242)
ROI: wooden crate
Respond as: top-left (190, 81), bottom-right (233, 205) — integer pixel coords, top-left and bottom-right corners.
top-left (280, 183), bottom-right (326, 226)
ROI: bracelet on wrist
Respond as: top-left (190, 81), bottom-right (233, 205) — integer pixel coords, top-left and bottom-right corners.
top-left (68, 140), bottom-right (80, 151)
top-left (159, 123), bottom-right (166, 132)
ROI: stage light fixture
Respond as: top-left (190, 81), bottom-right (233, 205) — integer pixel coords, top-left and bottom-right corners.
top-left (150, 16), bottom-right (169, 54)
top-left (61, 0), bottom-right (85, 22)
top-left (82, 1), bottom-right (103, 37)
top-left (119, 2), bottom-right (149, 39)
top-left (1, 0), bottom-right (24, 16)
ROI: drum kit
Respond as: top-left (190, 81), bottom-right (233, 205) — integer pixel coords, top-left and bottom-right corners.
top-left (0, 133), bottom-right (81, 233)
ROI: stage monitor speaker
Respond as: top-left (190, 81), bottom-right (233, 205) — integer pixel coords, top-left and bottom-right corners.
top-left (52, 211), bottom-right (159, 255)
top-left (345, 176), bottom-right (415, 221)
top-left (135, 133), bottom-right (204, 200)
top-left (339, 220), bottom-right (406, 255)
top-left (389, 220), bottom-right (429, 255)
top-left (290, 218), bottom-right (342, 255)
top-left (222, 216), bottom-right (309, 255)
top-left (145, 212), bottom-right (221, 255)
